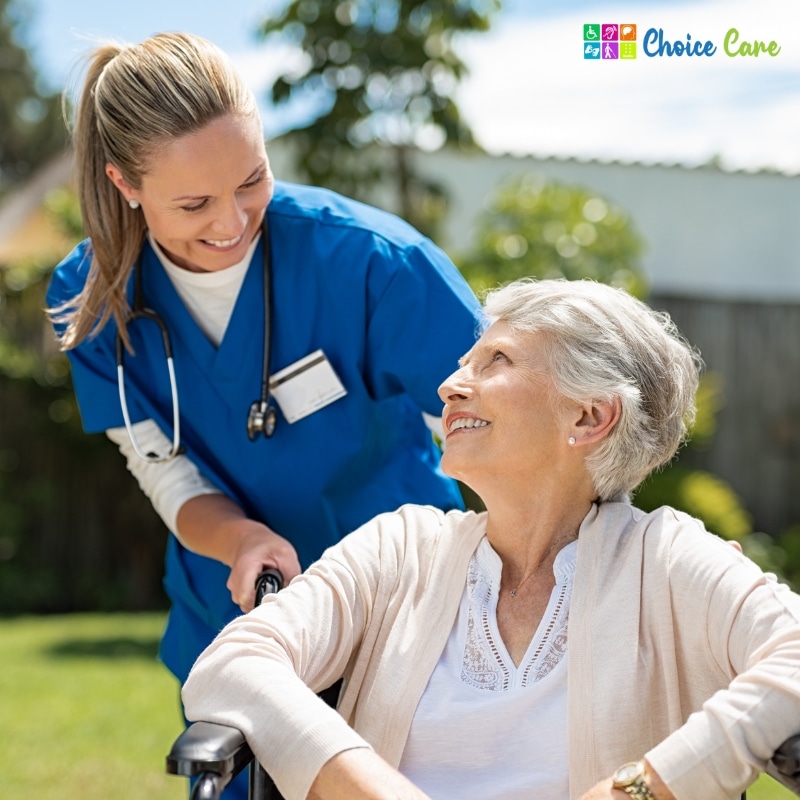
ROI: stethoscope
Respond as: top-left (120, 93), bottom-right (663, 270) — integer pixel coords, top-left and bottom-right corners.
top-left (115, 221), bottom-right (277, 463)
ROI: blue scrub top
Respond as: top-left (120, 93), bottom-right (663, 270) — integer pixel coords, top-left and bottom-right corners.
top-left (48, 181), bottom-right (481, 681)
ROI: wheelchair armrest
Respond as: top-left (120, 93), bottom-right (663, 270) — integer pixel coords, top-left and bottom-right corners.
top-left (166, 720), bottom-right (254, 780)
top-left (767, 734), bottom-right (800, 795)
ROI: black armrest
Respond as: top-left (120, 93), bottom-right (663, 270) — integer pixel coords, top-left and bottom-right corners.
top-left (767, 734), bottom-right (800, 795)
top-left (166, 720), bottom-right (254, 780)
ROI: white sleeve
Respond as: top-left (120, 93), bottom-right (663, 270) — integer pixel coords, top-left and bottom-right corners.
top-left (106, 420), bottom-right (221, 539)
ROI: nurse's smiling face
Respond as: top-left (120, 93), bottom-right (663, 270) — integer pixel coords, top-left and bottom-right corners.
top-left (106, 113), bottom-right (273, 273)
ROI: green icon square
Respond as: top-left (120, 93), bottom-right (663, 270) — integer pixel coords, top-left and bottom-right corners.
top-left (620, 41), bottom-right (637, 59)
top-left (583, 24), bottom-right (600, 42)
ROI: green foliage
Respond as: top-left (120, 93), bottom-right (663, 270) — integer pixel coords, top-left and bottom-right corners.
top-left (456, 172), bottom-right (647, 297)
top-left (0, 0), bottom-right (68, 194)
top-left (635, 465), bottom-right (752, 540)
top-left (689, 371), bottom-right (723, 448)
top-left (0, 188), bottom-right (81, 383)
top-left (1, 614), bottom-right (183, 800)
top-left (258, 0), bottom-right (499, 234)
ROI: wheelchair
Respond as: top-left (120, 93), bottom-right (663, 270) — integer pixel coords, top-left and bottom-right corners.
top-left (166, 569), bottom-right (800, 800)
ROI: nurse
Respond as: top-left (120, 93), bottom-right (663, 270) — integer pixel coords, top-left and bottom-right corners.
top-left (47, 31), bottom-right (479, 793)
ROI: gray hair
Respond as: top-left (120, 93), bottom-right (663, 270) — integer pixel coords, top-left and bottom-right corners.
top-left (54, 32), bottom-right (259, 350)
top-left (483, 278), bottom-right (703, 501)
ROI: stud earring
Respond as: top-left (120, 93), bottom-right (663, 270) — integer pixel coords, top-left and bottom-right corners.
top-left (128, 199), bottom-right (140, 210)
top-left (568, 437), bottom-right (576, 445)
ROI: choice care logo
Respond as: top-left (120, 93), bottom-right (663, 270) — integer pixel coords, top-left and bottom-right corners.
top-left (583, 24), bottom-right (637, 60)
top-left (583, 25), bottom-right (782, 60)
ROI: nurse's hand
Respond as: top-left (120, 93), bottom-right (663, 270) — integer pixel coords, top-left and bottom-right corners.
top-left (175, 494), bottom-right (302, 612)
top-left (225, 522), bottom-right (302, 612)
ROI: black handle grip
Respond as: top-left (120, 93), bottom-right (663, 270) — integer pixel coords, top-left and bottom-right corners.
top-left (254, 567), bottom-right (284, 605)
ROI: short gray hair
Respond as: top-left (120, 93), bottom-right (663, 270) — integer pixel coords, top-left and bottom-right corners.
top-left (483, 278), bottom-right (703, 501)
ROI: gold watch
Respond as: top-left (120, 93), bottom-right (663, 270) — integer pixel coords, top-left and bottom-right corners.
top-left (612, 761), bottom-right (656, 800)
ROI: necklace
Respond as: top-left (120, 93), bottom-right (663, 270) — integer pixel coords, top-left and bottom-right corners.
top-left (508, 532), bottom-right (577, 598)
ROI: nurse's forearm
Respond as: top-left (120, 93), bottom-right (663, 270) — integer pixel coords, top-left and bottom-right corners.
top-left (176, 493), bottom-right (259, 563)
top-left (176, 494), bottom-right (302, 611)
top-left (106, 421), bottom-right (219, 536)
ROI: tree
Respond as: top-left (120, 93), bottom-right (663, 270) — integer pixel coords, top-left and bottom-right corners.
top-left (455, 172), bottom-right (648, 297)
top-left (0, 0), bottom-right (67, 195)
top-left (258, 0), bottom-right (499, 235)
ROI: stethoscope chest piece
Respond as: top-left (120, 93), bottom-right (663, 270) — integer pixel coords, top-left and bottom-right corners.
top-left (247, 399), bottom-right (277, 440)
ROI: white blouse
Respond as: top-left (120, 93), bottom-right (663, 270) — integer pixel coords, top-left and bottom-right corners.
top-left (399, 537), bottom-right (577, 800)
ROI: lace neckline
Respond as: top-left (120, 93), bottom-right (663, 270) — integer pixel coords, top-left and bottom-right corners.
top-left (460, 537), bottom-right (576, 691)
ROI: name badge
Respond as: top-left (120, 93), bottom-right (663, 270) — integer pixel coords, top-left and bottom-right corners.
top-left (269, 350), bottom-right (347, 424)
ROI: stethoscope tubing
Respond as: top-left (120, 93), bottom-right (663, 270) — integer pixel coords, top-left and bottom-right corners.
top-left (115, 220), bottom-right (275, 463)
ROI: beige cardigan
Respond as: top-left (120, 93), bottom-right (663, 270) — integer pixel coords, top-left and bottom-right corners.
top-left (182, 502), bottom-right (800, 800)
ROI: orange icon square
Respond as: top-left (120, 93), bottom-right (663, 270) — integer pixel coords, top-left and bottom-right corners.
top-left (620, 24), bottom-right (637, 41)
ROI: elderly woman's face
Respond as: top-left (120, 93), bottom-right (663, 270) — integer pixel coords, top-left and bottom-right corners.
top-left (437, 321), bottom-right (574, 489)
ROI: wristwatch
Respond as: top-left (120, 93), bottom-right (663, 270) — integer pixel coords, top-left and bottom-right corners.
top-left (612, 761), bottom-right (656, 800)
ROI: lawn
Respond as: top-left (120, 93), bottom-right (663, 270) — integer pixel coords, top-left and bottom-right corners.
top-left (0, 613), bottom-right (186, 800)
top-left (0, 613), bottom-right (797, 800)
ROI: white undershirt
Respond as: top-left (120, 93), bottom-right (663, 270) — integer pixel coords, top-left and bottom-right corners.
top-left (399, 537), bottom-right (577, 800)
top-left (148, 231), bottom-right (258, 346)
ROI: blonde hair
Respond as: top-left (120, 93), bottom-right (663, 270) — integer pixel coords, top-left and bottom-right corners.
top-left (53, 32), bottom-right (259, 349)
top-left (483, 279), bottom-right (703, 501)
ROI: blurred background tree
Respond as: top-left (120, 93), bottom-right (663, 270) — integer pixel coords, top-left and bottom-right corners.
top-left (455, 171), bottom-right (648, 298)
top-left (258, 0), bottom-right (499, 236)
top-left (0, 0), bottom-right (66, 196)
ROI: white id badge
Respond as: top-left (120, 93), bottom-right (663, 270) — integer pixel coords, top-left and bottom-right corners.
top-left (269, 350), bottom-right (347, 424)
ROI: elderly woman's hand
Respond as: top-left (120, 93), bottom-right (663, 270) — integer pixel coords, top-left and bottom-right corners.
top-left (578, 760), bottom-right (675, 800)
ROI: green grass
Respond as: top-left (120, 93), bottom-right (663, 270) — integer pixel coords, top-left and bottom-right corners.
top-left (751, 775), bottom-right (800, 800)
top-left (0, 613), bottom-right (186, 800)
top-left (0, 614), bottom-right (796, 800)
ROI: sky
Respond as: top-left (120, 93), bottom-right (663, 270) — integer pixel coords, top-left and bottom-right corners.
top-left (14, 0), bottom-right (800, 175)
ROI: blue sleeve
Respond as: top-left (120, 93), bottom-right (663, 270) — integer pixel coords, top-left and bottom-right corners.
top-left (364, 237), bottom-right (481, 416)
top-left (46, 242), bottom-right (140, 434)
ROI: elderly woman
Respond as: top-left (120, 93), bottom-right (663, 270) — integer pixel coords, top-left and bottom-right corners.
top-left (183, 278), bottom-right (800, 800)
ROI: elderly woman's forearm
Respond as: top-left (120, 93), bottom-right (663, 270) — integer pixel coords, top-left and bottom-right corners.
top-left (307, 749), bottom-right (432, 800)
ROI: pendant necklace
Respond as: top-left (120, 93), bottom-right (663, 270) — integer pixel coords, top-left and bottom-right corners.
top-left (508, 532), bottom-right (577, 598)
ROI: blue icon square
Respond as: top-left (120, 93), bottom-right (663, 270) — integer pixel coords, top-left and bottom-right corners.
top-left (584, 42), bottom-right (601, 59)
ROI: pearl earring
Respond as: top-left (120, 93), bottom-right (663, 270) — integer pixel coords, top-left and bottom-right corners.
top-left (568, 437), bottom-right (576, 445)
top-left (128, 199), bottom-right (140, 210)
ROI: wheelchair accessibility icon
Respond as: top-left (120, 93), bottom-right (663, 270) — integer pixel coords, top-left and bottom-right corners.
top-left (584, 23), bottom-right (601, 41)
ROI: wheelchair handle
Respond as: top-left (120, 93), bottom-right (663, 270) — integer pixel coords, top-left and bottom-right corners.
top-left (255, 567), bottom-right (284, 605)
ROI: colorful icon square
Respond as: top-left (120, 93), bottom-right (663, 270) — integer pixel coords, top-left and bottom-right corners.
top-left (620, 42), bottom-right (637, 59)
top-left (583, 24), bottom-right (600, 41)
top-left (601, 41), bottom-right (619, 59)
top-left (620, 24), bottom-right (637, 41)
top-left (602, 24), bottom-right (619, 41)
top-left (584, 41), bottom-right (601, 59)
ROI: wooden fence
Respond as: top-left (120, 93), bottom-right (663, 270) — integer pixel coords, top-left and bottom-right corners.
top-left (0, 375), bottom-right (168, 613)
top-left (652, 293), bottom-right (800, 537)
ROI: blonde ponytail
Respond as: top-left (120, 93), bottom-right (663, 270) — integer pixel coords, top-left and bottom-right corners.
top-left (51, 33), bottom-right (258, 350)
